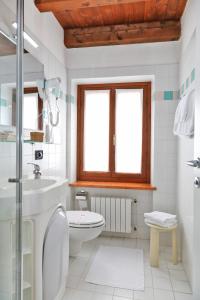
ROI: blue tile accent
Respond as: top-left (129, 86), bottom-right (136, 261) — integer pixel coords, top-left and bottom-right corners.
top-left (191, 68), bottom-right (195, 82)
top-left (0, 98), bottom-right (7, 107)
top-left (186, 77), bottom-right (189, 89)
top-left (43, 110), bottom-right (48, 120)
top-left (181, 84), bottom-right (185, 96)
top-left (164, 91), bottom-right (173, 101)
top-left (66, 94), bottom-right (75, 104)
top-left (179, 68), bottom-right (196, 99)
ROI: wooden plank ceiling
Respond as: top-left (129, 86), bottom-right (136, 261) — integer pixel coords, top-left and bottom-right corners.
top-left (35, 0), bottom-right (188, 48)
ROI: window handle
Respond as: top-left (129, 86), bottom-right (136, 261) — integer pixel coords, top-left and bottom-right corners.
top-left (113, 134), bottom-right (116, 146)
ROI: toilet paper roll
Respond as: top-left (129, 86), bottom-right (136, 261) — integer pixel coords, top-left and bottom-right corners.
top-left (78, 199), bottom-right (88, 210)
top-left (76, 195), bottom-right (87, 200)
top-left (75, 191), bottom-right (88, 210)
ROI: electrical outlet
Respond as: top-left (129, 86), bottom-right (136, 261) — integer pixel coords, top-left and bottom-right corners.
top-left (35, 150), bottom-right (43, 160)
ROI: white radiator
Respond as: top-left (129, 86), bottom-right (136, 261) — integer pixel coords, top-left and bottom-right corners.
top-left (91, 197), bottom-right (133, 233)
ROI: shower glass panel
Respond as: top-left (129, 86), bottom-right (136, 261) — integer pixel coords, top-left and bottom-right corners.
top-left (0, 1), bottom-right (23, 299)
top-left (22, 31), bottom-right (44, 300)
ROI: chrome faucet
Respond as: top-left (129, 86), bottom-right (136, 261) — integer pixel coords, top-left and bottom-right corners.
top-left (28, 163), bottom-right (42, 179)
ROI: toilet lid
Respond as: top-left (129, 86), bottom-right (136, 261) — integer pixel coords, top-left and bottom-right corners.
top-left (66, 211), bottom-right (104, 226)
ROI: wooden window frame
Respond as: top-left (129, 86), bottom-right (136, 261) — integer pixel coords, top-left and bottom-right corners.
top-left (77, 82), bottom-right (151, 183)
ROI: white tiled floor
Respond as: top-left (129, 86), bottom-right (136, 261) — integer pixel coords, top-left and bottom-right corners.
top-left (63, 236), bottom-right (193, 300)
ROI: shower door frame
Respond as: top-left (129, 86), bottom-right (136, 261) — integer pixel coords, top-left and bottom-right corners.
top-left (15, 0), bottom-right (24, 299)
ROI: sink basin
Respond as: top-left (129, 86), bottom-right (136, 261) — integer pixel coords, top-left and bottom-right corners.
top-left (23, 178), bottom-right (57, 191)
top-left (0, 176), bottom-right (68, 220)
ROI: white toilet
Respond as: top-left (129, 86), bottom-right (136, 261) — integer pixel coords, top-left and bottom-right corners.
top-left (66, 210), bottom-right (105, 256)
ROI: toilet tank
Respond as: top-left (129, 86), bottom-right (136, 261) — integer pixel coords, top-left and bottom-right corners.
top-left (42, 206), bottom-right (69, 300)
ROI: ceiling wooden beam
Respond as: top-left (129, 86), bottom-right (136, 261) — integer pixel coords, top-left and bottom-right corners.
top-left (64, 20), bottom-right (181, 48)
top-left (35, 0), bottom-right (150, 12)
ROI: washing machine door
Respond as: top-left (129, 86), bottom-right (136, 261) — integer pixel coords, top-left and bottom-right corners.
top-left (43, 206), bottom-right (68, 300)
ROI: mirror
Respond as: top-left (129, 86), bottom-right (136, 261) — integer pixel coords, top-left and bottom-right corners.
top-left (0, 30), bottom-right (44, 130)
top-left (12, 87), bottom-right (43, 130)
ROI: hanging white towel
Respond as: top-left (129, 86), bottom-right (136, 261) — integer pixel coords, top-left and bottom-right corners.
top-left (173, 89), bottom-right (195, 137)
top-left (144, 211), bottom-right (177, 228)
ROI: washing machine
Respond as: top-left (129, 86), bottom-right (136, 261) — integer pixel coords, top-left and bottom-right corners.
top-left (43, 205), bottom-right (69, 300)
top-left (30, 180), bottom-right (69, 300)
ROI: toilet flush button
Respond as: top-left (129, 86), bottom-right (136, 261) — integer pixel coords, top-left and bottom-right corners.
top-left (194, 177), bottom-right (200, 188)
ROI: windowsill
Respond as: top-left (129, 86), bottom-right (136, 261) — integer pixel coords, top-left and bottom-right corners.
top-left (69, 181), bottom-right (157, 191)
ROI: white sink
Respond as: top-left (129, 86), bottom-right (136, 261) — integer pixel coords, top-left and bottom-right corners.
top-left (0, 176), bottom-right (68, 220)
top-left (23, 178), bottom-right (57, 191)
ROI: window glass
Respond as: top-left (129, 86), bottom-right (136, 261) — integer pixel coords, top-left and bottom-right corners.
top-left (115, 89), bottom-right (143, 173)
top-left (83, 90), bottom-right (110, 172)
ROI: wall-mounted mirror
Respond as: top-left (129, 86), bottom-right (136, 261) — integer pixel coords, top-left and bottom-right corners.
top-left (0, 30), bottom-right (44, 130)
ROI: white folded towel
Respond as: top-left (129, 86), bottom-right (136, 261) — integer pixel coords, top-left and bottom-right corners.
top-left (145, 218), bottom-right (177, 228)
top-left (173, 89), bottom-right (195, 137)
top-left (144, 211), bottom-right (177, 228)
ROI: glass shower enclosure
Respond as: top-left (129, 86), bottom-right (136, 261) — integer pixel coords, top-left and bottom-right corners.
top-left (0, 0), bottom-right (24, 299)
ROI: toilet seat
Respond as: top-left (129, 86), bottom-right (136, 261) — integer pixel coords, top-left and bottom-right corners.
top-left (67, 211), bottom-right (105, 256)
top-left (66, 211), bottom-right (105, 229)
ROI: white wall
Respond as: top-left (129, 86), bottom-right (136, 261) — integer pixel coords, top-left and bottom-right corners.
top-left (66, 41), bottom-right (179, 240)
top-left (65, 42), bottom-right (180, 69)
top-left (0, 1), bottom-right (68, 181)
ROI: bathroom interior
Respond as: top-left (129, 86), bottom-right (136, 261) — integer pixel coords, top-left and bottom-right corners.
top-left (0, 0), bottom-right (200, 299)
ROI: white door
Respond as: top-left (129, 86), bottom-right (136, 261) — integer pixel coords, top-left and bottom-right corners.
top-left (193, 84), bottom-right (200, 300)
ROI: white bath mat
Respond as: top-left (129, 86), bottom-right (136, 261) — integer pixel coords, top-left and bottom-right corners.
top-left (85, 246), bottom-right (144, 290)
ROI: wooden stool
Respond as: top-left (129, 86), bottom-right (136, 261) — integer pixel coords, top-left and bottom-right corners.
top-left (145, 222), bottom-right (178, 267)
